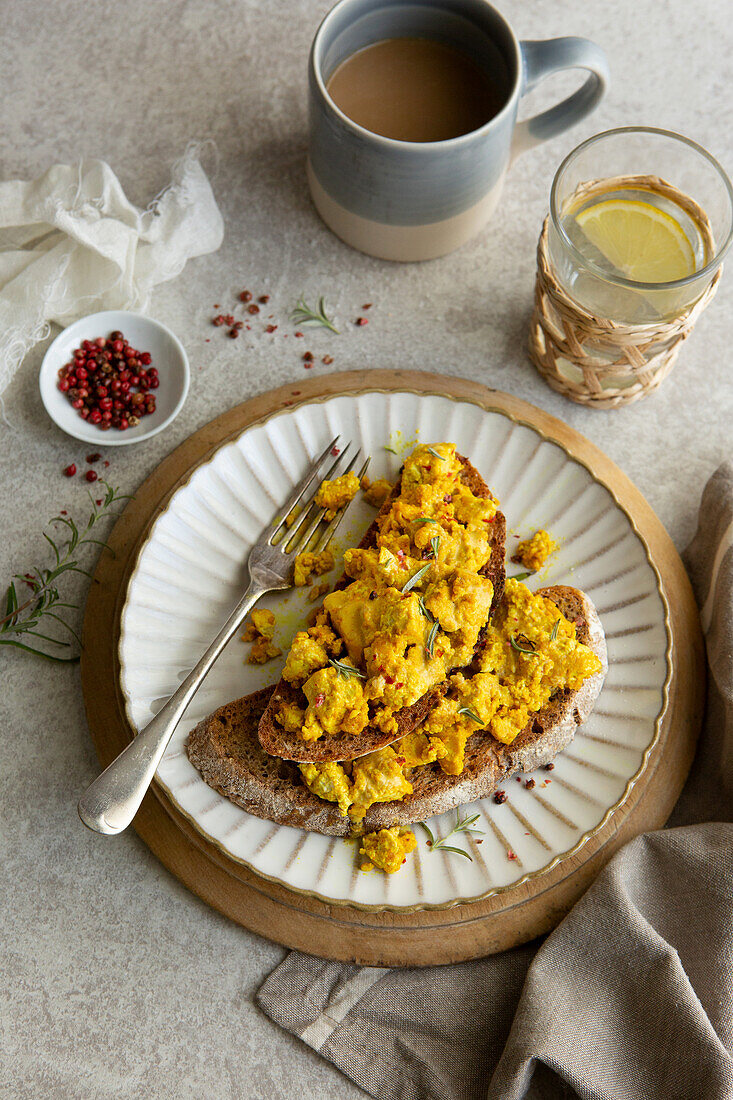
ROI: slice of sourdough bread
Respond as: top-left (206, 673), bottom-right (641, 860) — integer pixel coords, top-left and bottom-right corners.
top-left (187, 586), bottom-right (606, 837)
top-left (257, 452), bottom-right (506, 763)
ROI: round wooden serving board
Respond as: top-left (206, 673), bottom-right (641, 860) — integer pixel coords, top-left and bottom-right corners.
top-left (80, 371), bottom-right (704, 967)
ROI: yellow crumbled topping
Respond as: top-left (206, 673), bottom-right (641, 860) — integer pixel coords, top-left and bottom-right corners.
top-left (307, 581), bottom-right (331, 603)
top-left (293, 548), bottom-right (334, 586)
top-left (360, 827), bottom-right (416, 874)
top-left (361, 476), bottom-right (392, 509)
top-left (512, 529), bottom-right (558, 572)
top-left (298, 579), bottom-right (602, 818)
top-left (315, 471), bottom-right (361, 520)
top-left (241, 608), bottom-right (281, 664)
top-left (242, 608), bottom-right (276, 641)
top-left (279, 443), bottom-right (499, 742)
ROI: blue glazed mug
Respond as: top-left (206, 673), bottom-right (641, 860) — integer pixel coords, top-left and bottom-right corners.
top-left (308, 0), bottom-right (610, 261)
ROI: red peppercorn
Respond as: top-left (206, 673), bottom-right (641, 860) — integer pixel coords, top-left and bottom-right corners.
top-left (85, 469), bottom-right (98, 483)
top-left (86, 453), bottom-right (101, 463)
top-left (322, 355), bottom-right (334, 365)
top-left (63, 464), bottom-right (77, 477)
top-left (247, 304), bottom-right (260, 315)
top-left (258, 294), bottom-right (270, 304)
top-left (58, 379), bottom-right (70, 392)
top-left (139, 352), bottom-right (151, 366)
top-left (355, 317), bottom-right (368, 326)
top-left (265, 324), bottom-right (277, 333)
top-left (303, 351), bottom-right (314, 362)
top-left (239, 290), bottom-right (252, 302)
top-left (71, 397), bottom-right (84, 409)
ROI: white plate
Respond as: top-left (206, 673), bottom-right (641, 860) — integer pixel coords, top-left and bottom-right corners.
top-left (119, 391), bottom-right (670, 910)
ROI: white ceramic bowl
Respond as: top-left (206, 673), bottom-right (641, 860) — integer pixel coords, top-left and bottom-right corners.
top-left (39, 310), bottom-right (189, 446)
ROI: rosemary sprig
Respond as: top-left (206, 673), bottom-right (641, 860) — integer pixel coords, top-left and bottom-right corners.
top-left (510, 633), bottom-right (538, 656)
top-left (430, 535), bottom-right (440, 559)
top-left (457, 706), bottom-right (482, 724)
top-left (327, 657), bottom-right (365, 679)
top-left (421, 811), bottom-right (485, 861)
top-left (401, 563), bottom-right (431, 594)
top-left (412, 516), bottom-right (435, 525)
top-left (510, 571), bottom-right (532, 581)
top-left (425, 620), bottom-right (439, 658)
top-left (0, 482), bottom-right (129, 662)
top-left (290, 296), bottom-right (339, 334)
top-left (417, 595), bottom-right (434, 622)
top-left (426, 446), bottom-right (444, 460)
top-left (550, 619), bottom-right (560, 641)
top-left (384, 445), bottom-right (398, 455)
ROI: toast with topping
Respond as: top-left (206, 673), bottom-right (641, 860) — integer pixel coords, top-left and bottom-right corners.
top-left (257, 445), bottom-right (506, 763)
top-left (187, 586), bottom-right (606, 836)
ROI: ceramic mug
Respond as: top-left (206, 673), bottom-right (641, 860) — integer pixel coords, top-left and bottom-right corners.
top-left (308, 0), bottom-right (610, 261)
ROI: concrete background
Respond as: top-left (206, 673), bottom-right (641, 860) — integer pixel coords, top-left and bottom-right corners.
top-left (1, 0), bottom-right (730, 1096)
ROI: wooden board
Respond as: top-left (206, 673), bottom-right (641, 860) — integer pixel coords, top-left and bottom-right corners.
top-left (80, 370), bottom-right (704, 967)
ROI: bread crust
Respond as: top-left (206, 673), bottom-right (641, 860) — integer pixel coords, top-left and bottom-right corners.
top-left (257, 453), bottom-right (506, 763)
top-left (186, 587), bottom-right (607, 837)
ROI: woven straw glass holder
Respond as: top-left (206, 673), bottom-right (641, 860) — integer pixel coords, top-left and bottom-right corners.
top-left (529, 212), bottom-right (721, 410)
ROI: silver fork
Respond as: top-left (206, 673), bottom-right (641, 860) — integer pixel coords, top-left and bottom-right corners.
top-left (78, 436), bottom-right (369, 836)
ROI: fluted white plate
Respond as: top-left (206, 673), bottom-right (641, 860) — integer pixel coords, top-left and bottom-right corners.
top-left (119, 391), bottom-right (670, 910)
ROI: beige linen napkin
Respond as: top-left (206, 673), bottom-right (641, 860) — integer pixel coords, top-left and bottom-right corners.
top-left (257, 463), bottom-right (733, 1100)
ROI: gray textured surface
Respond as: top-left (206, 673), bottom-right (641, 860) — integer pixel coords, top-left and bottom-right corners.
top-left (1, 0), bottom-right (731, 1097)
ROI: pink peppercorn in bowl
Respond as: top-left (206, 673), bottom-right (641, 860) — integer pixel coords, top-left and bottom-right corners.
top-left (39, 310), bottom-right (189, 446)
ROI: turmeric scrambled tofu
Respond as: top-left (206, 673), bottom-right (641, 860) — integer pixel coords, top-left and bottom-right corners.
top-left (315, 471), bottom-right (361, 519)
top-left (361, 476), bottom-right (392, 509)
top-left (298, 579), bottom-right (602, 820)
top-left (241, 609), bottom-right (281, 665)
top-left (512, 529), bottom-right (558, 572)
top-left (360, 827), bottom-right (416, 874)
top-left (280, 443), bottom-right (499, 743)
top-left (293, 548), bottom-right (334, 586)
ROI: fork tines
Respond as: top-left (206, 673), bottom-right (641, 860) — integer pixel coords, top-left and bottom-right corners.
top-left (270, 440), bottom-right (370, 558)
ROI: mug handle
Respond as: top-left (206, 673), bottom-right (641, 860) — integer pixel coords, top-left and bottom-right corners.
top-left (511, 37), bottom-right (610, 160)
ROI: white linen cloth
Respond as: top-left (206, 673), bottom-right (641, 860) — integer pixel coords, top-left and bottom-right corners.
top-left (0, 145), bottom-right (223, 398)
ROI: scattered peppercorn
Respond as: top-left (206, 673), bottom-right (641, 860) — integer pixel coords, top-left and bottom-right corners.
top-left (239, 290), bottom-right (252, 302)
top-left (247, 304), bottom-right (260, 315)
top-left (303, 351), bottom-right (314, 362)
top-left (493, 790), bottom-right (507, 804)
top-left (85, 470), bottom-right (98, 483)
top-left (524, 778), bottom-right (535, 790)
top-left (362, 303), bottom-right (372, 309)
top-left (63, 464), bottom-right (76, 477)
top-left (355, 317), bottom-right (368, 326)
top-left (265, 324), bottom-right (277, 333)
top-left (86, 453), bottom-right (101, 464)
top-left (544, 763), bottom-right (555, 771)
top-left (258, 294), bottom-right (270, 304)
top-left (322, 354), bottom-right (334, 365)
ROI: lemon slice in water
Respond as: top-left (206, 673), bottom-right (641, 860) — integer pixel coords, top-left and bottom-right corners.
top-left (575, 199), bottom-right (697, 283)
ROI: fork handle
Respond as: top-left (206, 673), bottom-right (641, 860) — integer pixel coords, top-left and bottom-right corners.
top-left (78, 579), bottom-right (265, 836)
